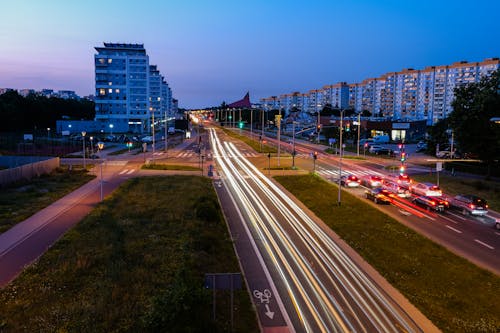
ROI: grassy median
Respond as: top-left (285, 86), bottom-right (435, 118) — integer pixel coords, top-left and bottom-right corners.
top-left (141, 163), bottom-right (200, 171)
top-left (275, 174), bottom-right (499, 333)
top-left (221, 127), bottom-right (277, 153)
top-left (0, 166), bottom-right (95, 234)
top-left (0, 176), bottom-right (257, 332)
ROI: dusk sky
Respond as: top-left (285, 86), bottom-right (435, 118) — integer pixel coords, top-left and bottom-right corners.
top-left (1, 0), bottom-right (499, 109)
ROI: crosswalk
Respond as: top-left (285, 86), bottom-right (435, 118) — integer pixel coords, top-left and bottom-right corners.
top-left (118, 169), bottom-right (136, 175)
top-left (317, 166), bottom-right (385, 180)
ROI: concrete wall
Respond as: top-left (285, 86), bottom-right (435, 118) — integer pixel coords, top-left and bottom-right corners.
top-left (0, 157), bottom-right (60, 186)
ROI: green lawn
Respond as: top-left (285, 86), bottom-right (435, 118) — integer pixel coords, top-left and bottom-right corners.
top-left (221, 127), bottom-right (277, 153)
top-left (275, 174), bottom-right (499, 333)
top-left (0, 167), bottom-right (95, 234)
top-left (0, 176), bottom-right (258, 332)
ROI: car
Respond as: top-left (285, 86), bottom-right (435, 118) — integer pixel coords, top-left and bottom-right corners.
top-left (413, 196), bottom-right (449, 212)
top-left (368, 145), bottom-right (384, 154)
top-left (384, 173), bottom-right (412, 189)
top-left (374, 148), bottom-right (395, 156)
top-left (340, 175), bottom-right (361, 187)
top-left (381, 180), bottom-right (412, 198)
top-left (450, 194), bottom-right (489, 216)
top-left (361, 175), bottom-right (383, 188)
top-left (416, 141), bottom-right (428, 152)
top-left (495, 219), bottom-right (500, 230)
top-left (436, 151), bottom-right (451, 159)
top-left (410, 182), bottom-right (442, 197)
top-left (365, 188), bottom-right (392, 204)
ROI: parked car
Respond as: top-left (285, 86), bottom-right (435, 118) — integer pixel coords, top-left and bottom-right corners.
top-left (340, 175), bottom-right (361, 187)
top-left (365, 188), bottom-right (392, 204)
top-left (416, 141), bottom-right (428, 152)
top-left (450, 194), bottom-right (489, 216)
top-left (382, 180), bottom-right (412, 198)
top-left (368, 145), bottom-right (384, 154)
top-left (410, 182), bottom-right (442, 197)
top-left (413, 196), bottom-right (449, 212)
top-left (374, 148), bottom-right (395, 156)
top-left (361, 175), bottom-right (383, 188)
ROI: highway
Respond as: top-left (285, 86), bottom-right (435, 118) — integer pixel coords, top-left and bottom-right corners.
top-left (209, 127), bottom-right (426, 332)
top-left (255, 132), bottom-right (500, 275)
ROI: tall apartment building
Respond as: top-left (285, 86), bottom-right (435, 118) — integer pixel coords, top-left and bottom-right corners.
top-left (261, 57), bottom-right (498, 125)
top-left (94, 43), bottom-right (175, 133)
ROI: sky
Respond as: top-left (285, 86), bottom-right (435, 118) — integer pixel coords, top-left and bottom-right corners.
top-left (1, 0), bottom-right (499, 109)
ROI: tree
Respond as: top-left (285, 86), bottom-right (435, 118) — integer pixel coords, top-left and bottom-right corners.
top-left (448, 70), bottom-right (500, 167)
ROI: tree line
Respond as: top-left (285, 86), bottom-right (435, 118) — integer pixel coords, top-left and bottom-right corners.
top-left (0, 91), bottom-right (95, 132)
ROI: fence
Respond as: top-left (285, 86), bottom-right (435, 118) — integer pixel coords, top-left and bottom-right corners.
top-left (0, 157), bottom-right (60, 186)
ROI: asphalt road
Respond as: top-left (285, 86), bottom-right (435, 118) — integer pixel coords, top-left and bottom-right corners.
top-left (209, 127), bottom-right (434, 332)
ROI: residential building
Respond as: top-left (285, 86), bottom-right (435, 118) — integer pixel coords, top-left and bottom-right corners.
top-left (94, 42), bottom-right (176, 133)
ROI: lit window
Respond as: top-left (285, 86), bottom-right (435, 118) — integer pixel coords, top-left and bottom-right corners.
top-left (157, 97), bottom-right (161, 101)
top-left (108, 82), bottom-right (112, 86)
top-left (115, 89), bottom-right (120, 93)
top-left (108, 88), bottom-right (113, 93)
top-left (108, 59), bottom-right (112, 63)
top-left (99, 89), bottom-right (105, 95)
top-left (99, 59), bottom-right (105, 64)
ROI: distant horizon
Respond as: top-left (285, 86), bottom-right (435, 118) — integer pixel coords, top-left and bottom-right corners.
top-left (1, 1), bottom-right (499, 109)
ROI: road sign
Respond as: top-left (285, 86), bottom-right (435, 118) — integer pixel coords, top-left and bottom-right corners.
top-left (436, 162), bottom-right (443, 171)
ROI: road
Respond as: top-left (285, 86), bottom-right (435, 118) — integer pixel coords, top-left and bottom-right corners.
top-left (254, 130), bottom-right (500, 275)
top-left (209, 127), bottom-right (433, 332)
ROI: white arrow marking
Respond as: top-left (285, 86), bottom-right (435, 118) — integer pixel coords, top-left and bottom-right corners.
top-left (264, 304), bottom-right (274, 319)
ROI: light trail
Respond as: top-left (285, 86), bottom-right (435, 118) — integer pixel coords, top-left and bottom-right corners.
top-left (209, 128), bottom-right (422, 333)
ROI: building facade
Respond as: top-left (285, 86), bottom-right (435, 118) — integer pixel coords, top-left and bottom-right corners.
top-left (260, 57), bottom-right (499, 125)
top-left (94, 43), bottom-right (175, 133)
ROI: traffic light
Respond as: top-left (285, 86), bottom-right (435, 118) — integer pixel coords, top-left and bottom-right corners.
top-left (345, 123), bottom-right (350, 132)
top-left (313, 151), bottom-right (318, 160)
top-left (317, 124), bottom-right (321, 133)
top-left (398, 143), bottom-right (403, 150)
top-left (400, 152), bottom-right (406, 162)
top-left (399, 165), bottom-right (405, 174)
top-left (238, 121), bottom-right (244, 129)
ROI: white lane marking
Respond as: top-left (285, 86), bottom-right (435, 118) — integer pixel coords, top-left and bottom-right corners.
top-left (126, 169), bottom-right (135, 174)
top-left (118, 170), bottom-right (127, 175)
top-left (445, 225), bottom-right (462, 233)
top-left (447, 212), bottom-right (467, 221)
top-left (474, 239), bottom-right (495, 250)
top-left (441, 215), bottom-right (459, 224)
top-left (495, 232), bottom-right (500, 236)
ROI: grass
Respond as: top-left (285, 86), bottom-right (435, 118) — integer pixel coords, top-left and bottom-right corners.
top-left (141, 163), bottom-right (200, 171)
top-left (221, 127), bottom-right (277, 153)
top-left (275, 174), bottom-right (500, 333)
top-left (0, 176), bottom-right (258, 332)
top-left (411, 173), bottom-right (500, 211)
top-left (0, 166), bottom-right (95, 234)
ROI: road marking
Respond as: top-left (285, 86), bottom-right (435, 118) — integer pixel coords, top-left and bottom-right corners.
top-left (447, 212), bottom-right (467, 220)
top-left (441, 215), bottom-right (459, 224)
top-left (495, 232), bottom-right (500, 236)
top-left (445, 225), bottom-right (462, 233)
top-left (126, 169), bottom-right (135, 174)
top-left (118, 169), bottom-right (127, 175)
top-left (265, 304), bottom-right (275, 319)
top-left (474, 239), bottom-right (494, 250)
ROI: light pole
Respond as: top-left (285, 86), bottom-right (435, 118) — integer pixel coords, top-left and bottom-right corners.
top-left (338, 110), bottom-right (345, 206)
top-left (317, 104), bottom-right (321, 143)
top-left (109, 124), bottom-right (114, 136)
top-left (276, 113), bottom-right (281, 167)
top-left (97, 142), bottom-right (104, 202)
top-left (47, 127), bottom-right (50, 141)
top-left (356, 113), bottom-right (361, 156)
top-left (164, 111), bottom-right (168, 155)
top-left (81, 131), bottom-right (86, 169)
top-left (250, 109), bottom-right (253, 140)
top-left (90, 136), bottom-right (94, 157)
top-left (292, 121), bottom-right (298, 168)
top-left (201, 154), bottom-right (205, 176)
top-left (151, 110), bottom-right (155, 164)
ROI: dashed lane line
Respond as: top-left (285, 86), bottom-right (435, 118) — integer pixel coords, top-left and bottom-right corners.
top-left (445, 225), bottom-right (462, 234)
top-left (474, 239), bottom-right (494, 250)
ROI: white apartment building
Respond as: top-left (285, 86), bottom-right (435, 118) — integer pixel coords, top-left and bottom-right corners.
top-left (94, 43), bottom-right (175, 133)
top-left (261, 57), bottom-right (498, 125)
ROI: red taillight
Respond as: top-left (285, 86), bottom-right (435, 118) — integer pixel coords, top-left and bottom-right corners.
top-left (486, 205), bottom-right (489, 208)
top-left (431, 201), bottom-right (436, 206)
top-left (470, 204), bottom-right (476, 209)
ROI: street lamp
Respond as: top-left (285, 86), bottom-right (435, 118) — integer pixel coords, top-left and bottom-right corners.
top-left (90, 136), bottom-right (94, 157)
top-left (97, 142), bottom-right (104, 201)
top-left (81, 131), bottom-right (86, 169)
top-left (292, 121), bottom-right (298, 168)
top-left (338, 110), bottom-right (345, 206)
top-left (317, 104), bottom-right (322, 143)
top-left (109, 124), bottom-right (114, 136)
top-left (47, 127), bottom-right (50, 141)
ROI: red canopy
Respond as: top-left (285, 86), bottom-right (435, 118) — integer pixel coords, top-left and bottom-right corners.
top-left (227, 92), bottom-right (251, 108)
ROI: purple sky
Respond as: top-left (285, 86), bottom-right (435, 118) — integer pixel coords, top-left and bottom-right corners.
top-left (1, 0), bottom-right (499, 108)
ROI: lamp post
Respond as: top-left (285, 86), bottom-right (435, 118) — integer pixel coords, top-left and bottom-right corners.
top-left (97, 142), bottom-right (104, 202)
top-left (356, 113), bottom-right (361, 156)
top-left (47, 127), bottom-right (50, 141)
top-left (292, 121), bottom-right (298, 168)
top-left (201, 154), bottom-right (205, 176)
top-left (164, 111), bottom-right (168, 155)
top-left (81, 131), bottom-right (86, 169)
top-left (109, 124), bottom-right (113, 136)
top-left (338, 110), bottom-right (345, 206)
top-left (317, 104), bottom-right (321, 143)
top-left (151, 110), bottom-right (155, 164)
top-left (90, 136), bottom-right (94, 157)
